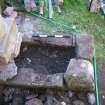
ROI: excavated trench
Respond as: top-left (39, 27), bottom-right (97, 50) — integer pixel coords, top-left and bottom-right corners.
top-left (15, 43), bottom-right (76, 74)
top-left (0, 38), bottom-right (96, 105)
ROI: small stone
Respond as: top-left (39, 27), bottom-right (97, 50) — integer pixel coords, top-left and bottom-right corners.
top-left (26, 58), bottom-right (31, 64)
top-left (26, 94), bottom-right (38, 100)
top-left (25, 98), bottom-right (43, 105)
top-left (72, 25), bottom-right (76, 29)
top-left (61, 101), bottom-right (66, 105)
top-left (87, 93), bottom-right (95, 105)
top-left (44, 96), bottom-right (61, 105)
top-left (68, 91), bottom-right (74, 98)
top-left (77, 93), bottom-right (86, 101)
top-left (24, 0), bottom-right (31, 12)
top-left (3, 7), bottom-right (14, 16)
top-left (23, 47), bottom-right (28, 52)
top-left (72, 100), bottom-right (85, 105)
top-left (10, 11), bottom-right (18, 18)
top-left (102, 95), bottom-right (105, 99)
top-left (30, 0), bottom-right (37, 11)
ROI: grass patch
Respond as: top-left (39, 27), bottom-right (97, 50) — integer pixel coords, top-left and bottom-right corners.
top-left (52, 0), bottom-right (105, 57)
top-left (1, 0), bottom-right (105, 57)
top-left (31, 0), bottom-right (105, 57)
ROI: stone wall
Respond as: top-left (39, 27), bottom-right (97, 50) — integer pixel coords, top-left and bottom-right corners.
top-left (0, 14), bottom-right (95, 92)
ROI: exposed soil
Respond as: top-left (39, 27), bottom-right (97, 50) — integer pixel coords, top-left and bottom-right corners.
top-left (15, 43), bottom-right (76, 74)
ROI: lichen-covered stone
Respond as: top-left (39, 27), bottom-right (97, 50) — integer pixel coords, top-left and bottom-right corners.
top-left (64, 59), bottom-right (95, 91)
top-left (76, 33), bottom-right (94, 61)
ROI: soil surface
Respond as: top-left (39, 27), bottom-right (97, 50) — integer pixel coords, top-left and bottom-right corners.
top-left (15, 43), bottom-right (75, 74)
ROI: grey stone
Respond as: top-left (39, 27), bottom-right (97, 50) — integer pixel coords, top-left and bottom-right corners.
top-left (25, 98), bottom-right (43, 105)
top-left (87, 93), bottom-right (96, 105)
top-left (72, 100), bottom-right (85, 105)
top-left (0, 61), bottom-right (17, 81)
top-left (68, 91), bottom-right (74, 98)
top-left (7, 68), bottom-right (64, 88)
top-left (76, 33), bottom-right (94, 60)
top-left (64, 59), bottom-right (95, 91)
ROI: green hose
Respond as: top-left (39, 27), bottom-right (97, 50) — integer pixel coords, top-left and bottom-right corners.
top-left (93, 50), bottom-right (100, 105)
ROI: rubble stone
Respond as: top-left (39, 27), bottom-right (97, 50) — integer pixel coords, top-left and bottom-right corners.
top-left (72, 100), bottom-right (85, 105)
top-left (44, 96), bottom-right (62, 105)
top-left (25, 98), bottom-right (43, 105)
top-left (76, 33), bottom-right (94, 60)
top-left (64, 59), bottom-right (95, 91)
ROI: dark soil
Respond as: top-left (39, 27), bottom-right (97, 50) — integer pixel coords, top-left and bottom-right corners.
top-left (15, 43), bottom-right (76, 74)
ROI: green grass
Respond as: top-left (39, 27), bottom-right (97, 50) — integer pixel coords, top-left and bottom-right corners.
top-left (52, 0), bottom-right (105, 58)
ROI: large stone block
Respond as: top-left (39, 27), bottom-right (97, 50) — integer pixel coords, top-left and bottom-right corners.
top-left (6, 68), bottom-right (64, 88)
top-left (0, 15), bottom-right (7, 40)
top-left (0, 17), bottom-right (18, 63)
top-left (64, 59), bottom-right (95, 91)
top-left (76, 33), bottom-right (94, 60)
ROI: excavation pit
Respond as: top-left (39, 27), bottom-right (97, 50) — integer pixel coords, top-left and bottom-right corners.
top-left (15, 43), bottom-right (76, 74)
top-left (5, 37), bottom-right (76, 88)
